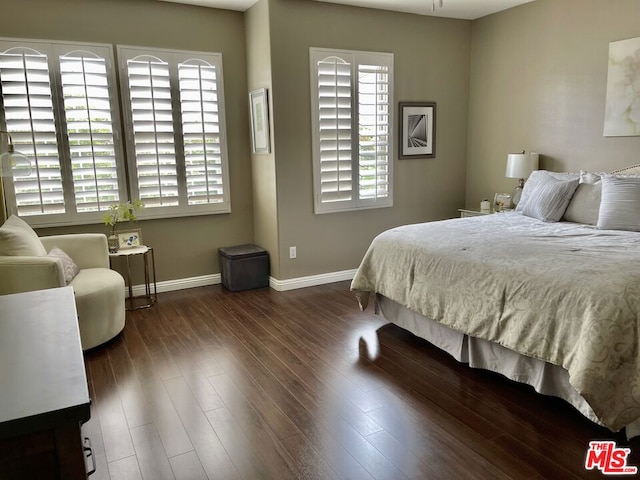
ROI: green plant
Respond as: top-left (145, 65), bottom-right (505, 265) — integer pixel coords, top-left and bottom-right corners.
top-left (103, 200), bottom-right (144, 236)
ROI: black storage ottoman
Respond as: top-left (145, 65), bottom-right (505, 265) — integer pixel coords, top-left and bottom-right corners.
top-left (219, 244), bottom-right (270, 291)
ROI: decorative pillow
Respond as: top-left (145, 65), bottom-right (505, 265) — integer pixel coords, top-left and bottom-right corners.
top-left (521, 176), bottom-right (579, 222)
top-left (47, 247), bottom-right (80, 284)
top-left (0, 215), bottom-right (47, 256)
top-left (563, 170), bottom-right (602, 225)
top-left (597, 175), bottom-right (640, 231)
top-left (516, 170), bottom-right (580, 212)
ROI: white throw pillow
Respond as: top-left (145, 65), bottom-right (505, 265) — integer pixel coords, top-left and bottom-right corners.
top-left (516, 170), bottom-right (580, 212)
top-left (521, 176), bottom-right (579, 222)
top-left (0, 215), bottom-right (47, 256)
top-left (563, 170), bottom-right (602, 225)
top-left (597, 175), bottom-right (640, 231)
top-left (47, 247), bottom-right (80, 284)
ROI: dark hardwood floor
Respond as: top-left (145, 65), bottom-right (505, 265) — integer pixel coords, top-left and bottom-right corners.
top-left (82, 281), bottom-right (640, 479)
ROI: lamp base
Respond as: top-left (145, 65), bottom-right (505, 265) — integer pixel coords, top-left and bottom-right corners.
top-left (512, 178), bottom-right (525, 207)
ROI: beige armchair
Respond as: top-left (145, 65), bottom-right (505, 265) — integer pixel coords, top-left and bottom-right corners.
top-left (0, 219), bottom-right (125, 350)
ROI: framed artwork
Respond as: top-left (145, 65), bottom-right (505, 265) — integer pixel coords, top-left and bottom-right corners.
top-left (116, 228), bottom-right (142, 249)
top-left (249, 88), bottom-right (271, 154)
top-left (399, 101), bottom-right (436, 159)
top-left (604, 36), bottom-right (640, 137)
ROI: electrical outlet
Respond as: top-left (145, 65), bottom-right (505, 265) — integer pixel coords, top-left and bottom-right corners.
top-left (289, 246), bottom-right (297, 259)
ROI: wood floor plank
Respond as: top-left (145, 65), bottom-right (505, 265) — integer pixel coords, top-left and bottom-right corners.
top-left (105, 337), bottom-right (154, 429)
top-left (127, 355), bottom-right (194, 458)
top-left (163, 376), bottom-right (240, 480)
top-left (78, 282), bottom-right (640, 480)
top-left (208, 372), bottom-right (300, 441)
top-left (130, 423), bottom-right (175, 480)
top-left (107, 455), bottom-right (142, 480)
top-left (168, 451), bottom-right (207, 480)
top-left (204, 406), bottom-right (281, 479)
top-left (86, 349), bottom-right (136, 463)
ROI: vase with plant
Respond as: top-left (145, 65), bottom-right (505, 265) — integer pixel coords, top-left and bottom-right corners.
top-left (103, 200), bottom-right (144, 253)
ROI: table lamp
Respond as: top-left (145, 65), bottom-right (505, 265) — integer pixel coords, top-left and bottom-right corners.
top-left (0, 132), bottom-right (32, 220)
top-left (505, 151), bottom-right (539, 206)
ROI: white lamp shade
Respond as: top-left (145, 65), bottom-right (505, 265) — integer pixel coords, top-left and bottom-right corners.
top-left (506, 152), bottom-right (539, 179)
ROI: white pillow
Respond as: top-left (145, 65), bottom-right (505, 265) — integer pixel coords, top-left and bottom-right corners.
top-left (47, 247), bottom-right (80, 284)
top-left (597, 175), bottom-right (640, 231)
top-left (521, 176), bottom-right (579, 222)
top-left (516, 170), bottom-right (580, 212)
top-left (563, 170), bottom-right (602, 225)
top-left (0, 215), bottom-right (47, 256)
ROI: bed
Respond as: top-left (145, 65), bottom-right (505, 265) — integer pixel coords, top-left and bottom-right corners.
top-left (351, 166), bottom-right (640, 437)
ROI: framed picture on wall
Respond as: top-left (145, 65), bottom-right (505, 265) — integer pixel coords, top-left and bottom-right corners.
top-left (398, 101), bottom-right (436, 159)
top-left (249, 88), bottom-right (271, 154)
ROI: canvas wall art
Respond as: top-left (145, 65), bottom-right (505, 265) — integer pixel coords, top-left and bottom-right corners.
top-left (604, 36), bottom-right (640, 137)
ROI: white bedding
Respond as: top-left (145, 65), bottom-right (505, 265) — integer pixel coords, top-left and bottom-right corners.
top-left (351, 212), bottom-right (640, 432)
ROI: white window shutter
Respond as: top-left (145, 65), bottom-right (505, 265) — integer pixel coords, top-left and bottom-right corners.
top-left (358, 63), bottom-right (390, 201)
top-left (118, 46), bottom-right (230, 219)
top-left (310, 48), bottom-right (393, 214)
top-left (0, 46), bottom-right (65, 217)
top-left (317, 55), bottom-right (353, 204)
top-left (178, 60), bottom-right (226, 206)
top-left (59, 50), bottom-right (121, 212)
top-left (125, 54), bottom-right (179, 208)
top-left (0, 39), bottom-right (125, 227)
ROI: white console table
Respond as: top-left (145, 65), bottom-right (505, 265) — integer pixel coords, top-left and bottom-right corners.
top-left (0, 287), bottom-right (92, 479)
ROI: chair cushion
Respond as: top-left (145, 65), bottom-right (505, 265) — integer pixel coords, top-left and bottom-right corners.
top-left (0, 215), bottom-right (47, 256)
top-left (69, 268), bottom-right (124, 299)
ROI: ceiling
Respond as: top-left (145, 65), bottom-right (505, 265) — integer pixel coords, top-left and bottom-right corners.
top-left (156, 0), bottom-right (535, 20)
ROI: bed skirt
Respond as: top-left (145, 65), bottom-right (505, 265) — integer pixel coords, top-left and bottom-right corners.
top-left (375, 294), bottom-right (640, 439)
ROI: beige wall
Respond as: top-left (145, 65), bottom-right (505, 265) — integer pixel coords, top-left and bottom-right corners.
top-left (466, 0), bottom-right (640, 209)
top-left (268, 0), bottom-right (471, 279)
top-left (4, 0), bottom-right (254, 283)
top-left (245, 0), bottom-right (281, 278)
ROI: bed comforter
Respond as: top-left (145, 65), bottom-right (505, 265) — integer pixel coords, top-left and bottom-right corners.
top-left (351, 212), bottom-right (640, 431)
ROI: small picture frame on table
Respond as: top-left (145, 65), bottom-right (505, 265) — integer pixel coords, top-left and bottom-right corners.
top-left (116, 229), bottom-right (142, 249)
top-left (493, 193), bottom-right (512, 212)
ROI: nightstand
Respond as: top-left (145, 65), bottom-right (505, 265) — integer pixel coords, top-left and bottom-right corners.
top-left (458, 208), bottom-right (493, 218)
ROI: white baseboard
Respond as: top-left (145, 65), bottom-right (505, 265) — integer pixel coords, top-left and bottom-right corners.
top-left (269, 268), bottom-right (357, 291)
top-left (128, 273), bottom-right (220, 297)
top-left (127, 269), bottom-right (357, 297)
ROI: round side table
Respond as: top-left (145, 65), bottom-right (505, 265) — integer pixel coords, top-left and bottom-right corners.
top-left (109, 246), bottom-right (157, 310)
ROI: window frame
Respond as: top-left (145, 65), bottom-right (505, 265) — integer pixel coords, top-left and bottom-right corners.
top-left (117, 45), bottom-right (231, 221)
top-left (309, 47), bottom-right (394, 215)
top-left (0, 38), bottom-right (126, 227)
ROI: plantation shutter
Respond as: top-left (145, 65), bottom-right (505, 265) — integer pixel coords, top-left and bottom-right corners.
top-left (310, 48), bottom-right (393, 214)
top-left (59, 49), bottom-right (121, 212)
top-left (178, 59), bottom-right (226, 206)
top-left (124, 54), bottom-right (179, 208)
top-left (358, 63), bottom-right (390, 201)
top-left (0, 39), bottom-right (124, 226)
top-left (0, 45), bottom-right (65, 216)
top-left (316, 54), bottom-right (353, 204)
top-left (118, 46), bottom-right (230, 218)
